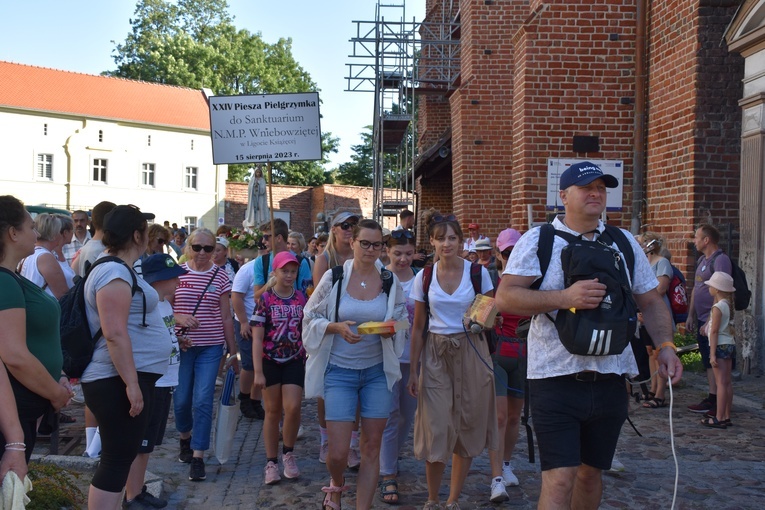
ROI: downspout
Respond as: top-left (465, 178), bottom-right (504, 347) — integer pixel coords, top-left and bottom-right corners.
top-left (63, 120), bottom-right (86, 210)
top-left (631, 0), bottom-right (648, 234)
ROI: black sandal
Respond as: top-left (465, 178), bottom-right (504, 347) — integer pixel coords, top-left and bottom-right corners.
top-left (701, 416), bottom-right (727, 429)
top-left (642, 397), bottom-right (667, 409)
top-left (378, 478), bottom-right (399, 505)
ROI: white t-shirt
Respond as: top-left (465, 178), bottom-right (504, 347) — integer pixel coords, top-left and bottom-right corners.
top-left (155, 299), bottom-right (180, 387)
top-left (75, 239), bottom-right (106, 277)
top-left (19, 246), bottom-right (57, 297)
top-left (231, 259), bottom-right (257, 321)
top-left (410, 258), bottom-right (494, 334)
top-left (504, 217), bottom-right (658, 379)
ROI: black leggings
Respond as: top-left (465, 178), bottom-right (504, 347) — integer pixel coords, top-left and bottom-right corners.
top-left (82, 372), bottom-right (159, 493)
top-left (0, 374), bottom-right (49, 463)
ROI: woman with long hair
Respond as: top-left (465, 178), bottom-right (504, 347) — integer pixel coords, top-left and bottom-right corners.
top-left (304, 219), bottom-right (408, 510)
top-left (0, 196), bottom-right (71, 474)
top-left (407, 211), bottom-right (497, 510)
top-left (79, 204), bottom-right (171, 509)
top-left (174, 228), bottom-right (238, 482)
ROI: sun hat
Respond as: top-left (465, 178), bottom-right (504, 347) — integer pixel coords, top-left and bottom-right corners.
top-left (704, 272), bottom-right (735, 293)
top-left (332, 211), bottom-right (360, 226)
top-left (474, 238), bottom-right (492, 251)
top-left (272, 251), bottom-right (299, 270)
top-left (496, 228), bottom-right (522, 251)
top-left (215, 236), bottom-right (229, 248)
top-left (142, 253), bottom-right (188, 284)
top-left (559, 161), bottom-right (619, 190)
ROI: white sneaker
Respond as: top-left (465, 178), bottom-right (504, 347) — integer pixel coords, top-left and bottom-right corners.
top-left (609, 456), bottom-right (626, 472)
top-left (347, 446), bottom-right (361, 469)
top-left (319, 442), bottom-right (328, 464)
top-left (296, 424), bottom-right (304, 440)
top-left (490, 477), bottom-right (509, 503)
top-left (502, 462), bottom-right (519, 486)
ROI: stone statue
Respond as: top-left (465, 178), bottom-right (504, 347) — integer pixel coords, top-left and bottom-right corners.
top-left (244, 166), bottom-right (269, 228)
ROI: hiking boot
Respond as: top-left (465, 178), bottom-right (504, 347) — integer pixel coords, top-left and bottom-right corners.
top-left (282, 452), bottom-right (300, 479)
top-left (347, 446), bottom-right (361, 469)
top-left (490, 477), bottom-right (509, 502)
top-left (688, 397), bottom-right (713, 413)
top-left (251, 400), bottom-right (265, 420)
top-left (178, 437), bottom-right (192, 463)
top-left (501, 462), bottom-right (519, 486)
top-left (264, 461), bottom-right (281, 485)
top-left (319, 443), bottom-right (328, 464)
top-left (124, 486), bottom-right (167, 509)
top-left (240, 398), bottom-right (260, 419)
top-left (189, 457), bottom-right (206, 481)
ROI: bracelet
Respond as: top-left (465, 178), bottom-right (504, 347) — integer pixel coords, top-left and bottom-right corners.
top-left (4, 447), bottom-right (25, 452)
top-left (5, 442), bottom-right (25, 448)
top-left (659, 341), bottom-right (677, 353)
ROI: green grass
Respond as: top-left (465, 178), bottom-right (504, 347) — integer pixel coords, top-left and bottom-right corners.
top-left (674, 331), bottom-right (705, 373)
top-left (26, 462), bottom-right (85, 510)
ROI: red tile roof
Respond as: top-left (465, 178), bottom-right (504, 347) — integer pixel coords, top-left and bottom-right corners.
top-left (0, 61), bottom-right (210, 130)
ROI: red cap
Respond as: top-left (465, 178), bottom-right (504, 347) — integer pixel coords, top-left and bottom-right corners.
top-left (272, 251), bottom-right (299, 269)
top-left (468, 223), bottom-right (480, 230)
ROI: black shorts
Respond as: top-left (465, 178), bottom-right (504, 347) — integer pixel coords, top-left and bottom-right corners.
top-left (529, 374), bottom-right (628, 472)
top-left (138, 386), bottom-right (173, 454)
top-left (262, 357), bottom-right (305, 388)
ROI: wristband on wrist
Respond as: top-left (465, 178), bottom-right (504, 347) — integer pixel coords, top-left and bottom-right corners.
top-left (5, 442), bottom-right (26, 449)
top-left (659, 341), bottom-right (677, 353)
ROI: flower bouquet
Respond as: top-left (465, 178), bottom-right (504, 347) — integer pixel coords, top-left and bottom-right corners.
top-left (228, 228), bottom-right (262, 261)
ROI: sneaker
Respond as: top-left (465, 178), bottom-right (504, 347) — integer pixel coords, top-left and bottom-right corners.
top-left (296, 424), bottom-right (305, 439)
top-left (609, 456), bottom-right (626, 472)
top-left (422, 502), bottom-right (442, 510)
top-left (282, 452), bottom-right (300, 479)
top-left (688, 397), bottom-right (713, 413)
top-left (178, 437), bottom-right (192, 464)
top-left (240, 398), bottom-right (260, 420)
top-left (251, 400), bottom-right (265, 420)
top-left (347, 446), bottom-right (361, 469)
top-left (501, 462), bottom-right (519, 487)
top-left (490, 477), bottom-right (509, 502)
top-left (123, 497), bottom-right (154, 509)
top-left (264, 461), bottom-right (281, 485)
top-left (319, 443), bottom-right (328, 464)
top-left (704, 406), bottom-right (718, 418)
top-left (125, 486), bottom-right (167, 509)
top-left (189, 457), bottom-right (206, 481)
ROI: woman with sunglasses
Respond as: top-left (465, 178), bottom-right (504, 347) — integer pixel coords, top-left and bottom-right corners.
top-left (304, 219), bottom-right (408, 510)
top-left (311, 211), bottom-right (362, 467)
top-left (407, 210), bottom-right (497, 510)
top-left (174, 228), bottom-right (239, 482)
top-left (378, 228), bottom-right (418, 504)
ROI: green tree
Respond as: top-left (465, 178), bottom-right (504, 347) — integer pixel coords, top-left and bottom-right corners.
top-left (109, 0), bottom-right (332, 183)
top-left (335, 126), bottom-right (399, 187)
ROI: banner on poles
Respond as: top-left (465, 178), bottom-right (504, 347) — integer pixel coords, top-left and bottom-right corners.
top-left (209, 92), bottom-right (322, 165)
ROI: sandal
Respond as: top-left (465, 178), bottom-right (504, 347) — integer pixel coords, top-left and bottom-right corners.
top-left (321, 478), bottom-right (347, 510)
top-left (642, 398), bottom-right (667, 409)
top-left (59, 412), bottom-right (77, 424)
top-left (379, 478), bottom-right (399, 504)
top-left (701, 416), bottom-right (727, 429)
top-left (722, 419), bottom-right (733, 427)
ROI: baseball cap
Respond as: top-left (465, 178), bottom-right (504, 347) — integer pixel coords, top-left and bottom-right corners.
top-left (272, 251), bottom-right (299, 270)
top-left (475, 238), bottom-right (492, 251)
top-left (142, 254), bottom-right (188, 284)
top-left (497, 228), bottom-right (522, 251)
top-left (468, 223), bottom-right (480, 230)
top-left (332, 211), bottom-right (360, 226)
top-left (559, 161), bottom-right (619, 190)
top-left (216, 236), bottom-right (229, 248)
top-left (103, 205), bottom-right (155, 239)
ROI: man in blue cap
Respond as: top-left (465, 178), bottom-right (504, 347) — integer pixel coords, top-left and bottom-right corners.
top-left (495, 161), bottom-right (683, 509)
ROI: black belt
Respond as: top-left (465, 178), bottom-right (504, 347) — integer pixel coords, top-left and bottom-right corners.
top-left (568, 371), bottom-right (622, 382)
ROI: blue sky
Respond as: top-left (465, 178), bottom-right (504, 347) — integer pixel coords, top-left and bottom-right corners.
top-left (0, 0), bottom-right (425, 169)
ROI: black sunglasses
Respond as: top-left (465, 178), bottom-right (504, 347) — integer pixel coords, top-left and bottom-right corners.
top-left (191, 244), bottom-right (214, 253)
top-left (262, 234), bottom-right (271, 240)
top-left (428, 214), bottom-right (457, 228)
top-left (339, 221), bottom-right (358, 231)
top-left (501, 248), bottom-right (513, 259)
top-left (157, 238), bottom-right (167, 245)
top-left (390, 229), bottom-right (414, 240)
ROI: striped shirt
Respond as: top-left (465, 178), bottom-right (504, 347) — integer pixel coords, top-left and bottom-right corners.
top-left (62, 232), bottom-right (91, 266)
top-left (174, 264), bottom-right (231, 346)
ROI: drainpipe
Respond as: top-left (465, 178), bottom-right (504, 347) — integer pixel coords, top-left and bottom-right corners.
top-left (631, 0), bottom-right (648, 234)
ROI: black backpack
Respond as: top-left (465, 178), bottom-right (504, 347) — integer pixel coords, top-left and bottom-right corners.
top-left (707, 252), bottom-right (751, 311)
top-left (536, 224), bottom-right (638, 356)
top-left (59, 256), bottom-right (144, 378)
top-left (330, 265), bottom-right (394, 322)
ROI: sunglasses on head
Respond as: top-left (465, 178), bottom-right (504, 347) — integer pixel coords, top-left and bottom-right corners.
top-left (390, 229), bottom-right (414, 240)
top-left (191, 244), bottom-right (214, 253)
top-left (338, 221), bottom-right (357, 231)
top-left (429, 214), bottom-right (457, 227)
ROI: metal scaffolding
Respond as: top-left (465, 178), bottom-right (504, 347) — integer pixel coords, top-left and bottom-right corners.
top-left (346, 0), bottom-right (460, 222)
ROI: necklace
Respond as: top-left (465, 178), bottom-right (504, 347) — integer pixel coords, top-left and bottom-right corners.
top-left (360, 280), bottom-right (367, 288)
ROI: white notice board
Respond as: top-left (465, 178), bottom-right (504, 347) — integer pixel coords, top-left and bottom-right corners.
top-left (546, 159), bottom-right (624, 211)
top-left (209, 92), bottom-right (322, 165)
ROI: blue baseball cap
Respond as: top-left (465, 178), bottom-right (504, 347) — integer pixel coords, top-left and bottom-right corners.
top-left (559, 161), bottom-right (618, 190)
top-left (142, 254), bottom-right (187, 284)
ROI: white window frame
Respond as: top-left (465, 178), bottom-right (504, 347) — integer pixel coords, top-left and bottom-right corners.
top-left (142, 163), bottom-right (156, 187)
top-left (92, 158), bottom-right (108, 183)
top-left (36, 153), bottom-right (53, 180)
top-left (184, 216), bottom-right (197, 232)
top-left (184, 166), bottom-right (198, 190)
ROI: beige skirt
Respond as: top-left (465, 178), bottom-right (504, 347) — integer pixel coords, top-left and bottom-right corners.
top-left (413, 331), bottom-right (498, 463)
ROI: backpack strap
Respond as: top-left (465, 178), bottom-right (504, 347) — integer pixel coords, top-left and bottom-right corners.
top-left (532, 223), bottom-right (556, 290)
top-left (262, 252), bottom-right (272, 285)
top-left (469, 262), bottom-right (483, 295)
top-left (422, 265), bottom-right (434, 318)
top-left (331, 265), bottom-right (344, 322)
top-left (601, 225), bottom-right (635, 280)
top-left (88, 256), bottom-right (146, 327)
top-left (381, 269), bottom-right (394, 297)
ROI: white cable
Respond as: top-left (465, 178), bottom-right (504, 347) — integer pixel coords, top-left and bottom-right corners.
top-left (668, 375), bottom-right (678, 510)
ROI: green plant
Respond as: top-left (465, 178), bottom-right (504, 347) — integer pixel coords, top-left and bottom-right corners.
top-left (227, 228), bottom-right (262, 251)
top-left (674, 330), bottom-right (705, 373)
top-left (26, 462), bottom-right (85, 510)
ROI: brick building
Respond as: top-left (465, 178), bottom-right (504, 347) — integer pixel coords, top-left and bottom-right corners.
top-left (414, 1), bottom-right (758, 368)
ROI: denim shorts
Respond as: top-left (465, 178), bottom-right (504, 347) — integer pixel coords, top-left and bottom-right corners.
top-left (715, 344), bottom-right (736, 360)
top-left (323, 362), bottom-right (392, 422)
top-left (235, 321), bottom-right (254, 371)
top-left (530, 374), bottom-right (628, 471)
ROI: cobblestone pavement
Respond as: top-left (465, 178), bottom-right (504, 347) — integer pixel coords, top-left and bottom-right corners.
top-left (44, 372), bottom-right (765, 509)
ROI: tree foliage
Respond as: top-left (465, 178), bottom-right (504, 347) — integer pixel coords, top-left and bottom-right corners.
top-left (108, 0), bottom-right (333, 184)
top-left (335, 126), bottom-right (399, 187)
